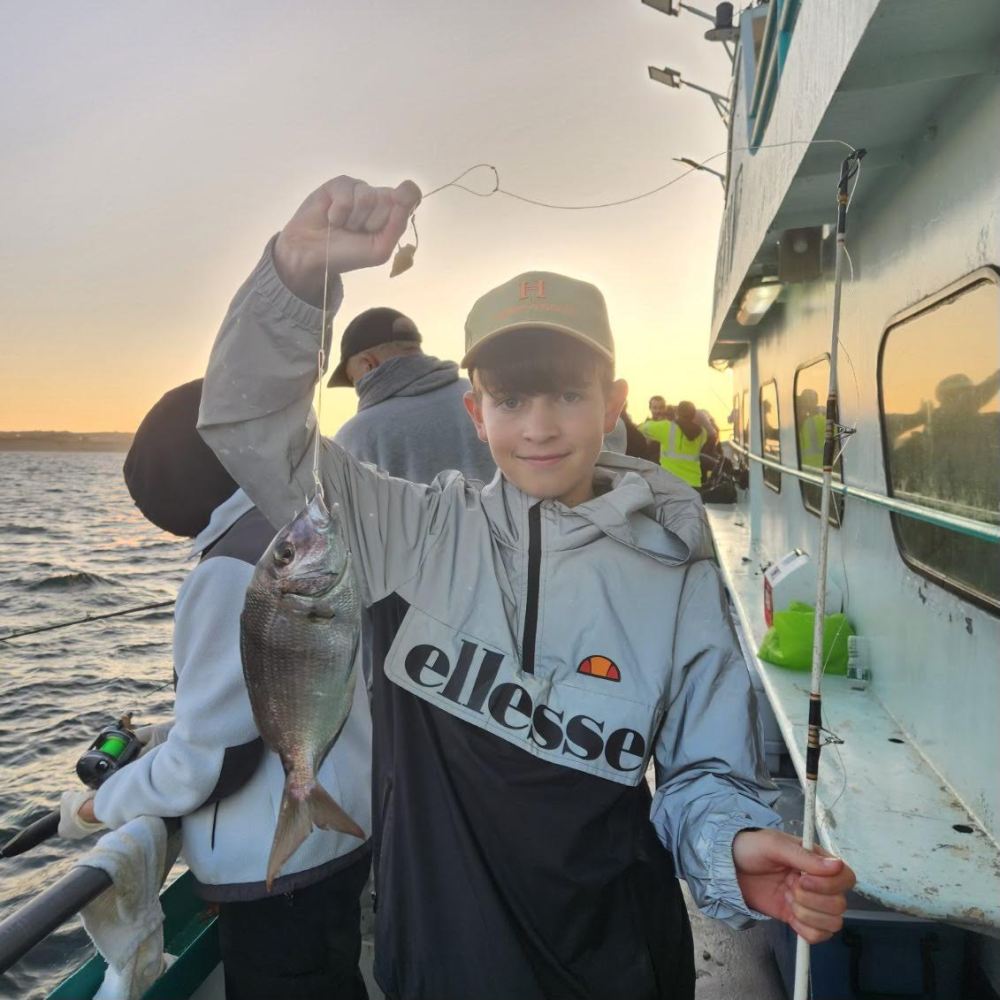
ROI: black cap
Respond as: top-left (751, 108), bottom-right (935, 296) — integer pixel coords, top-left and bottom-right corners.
top-left (123, 379), bottom-right (238, 538)
top-left (327, 308), bottom-right (421, 387)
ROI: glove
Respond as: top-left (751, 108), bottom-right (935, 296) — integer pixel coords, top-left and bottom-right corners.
top-left (58, 788), bottom-right (105, 840)
top-left (134, 721), bottom-right (173, 755)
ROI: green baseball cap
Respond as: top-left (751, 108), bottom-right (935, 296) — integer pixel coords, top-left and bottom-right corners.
top-left (462, 271), bottom-right (615, 369)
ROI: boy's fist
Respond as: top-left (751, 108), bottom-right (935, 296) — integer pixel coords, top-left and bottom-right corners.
top-left (732, 827), bottom-right (855, 944)
top-left (275, 176), bottom-right (422, 305)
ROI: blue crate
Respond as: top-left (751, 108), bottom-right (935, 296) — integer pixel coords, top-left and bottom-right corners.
top-left (767, 899), bottom-right (967, 999)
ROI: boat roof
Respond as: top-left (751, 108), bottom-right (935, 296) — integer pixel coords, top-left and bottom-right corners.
top-left (709, 0), bottom-right (1000, 363)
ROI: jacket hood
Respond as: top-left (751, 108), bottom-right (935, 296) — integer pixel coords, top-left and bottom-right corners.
top-left (355, 354), bottom-right (460, 412)
top-left (480, 452), bottom-right (713, 567)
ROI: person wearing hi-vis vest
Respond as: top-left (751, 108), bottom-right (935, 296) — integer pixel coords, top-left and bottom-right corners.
top-left (797, 389), bottom-right (826, 470)
top-left (642, 400), bottom-right (708, 488)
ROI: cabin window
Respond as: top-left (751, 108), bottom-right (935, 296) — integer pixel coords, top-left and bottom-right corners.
top-left (760, 380), bottom-right (781, 491)
top-left (879, 273), bottom-right (1000, 612)
top-left (794, 357), bottom-right (844, 524)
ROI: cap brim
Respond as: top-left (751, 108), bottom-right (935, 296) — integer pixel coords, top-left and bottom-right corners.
top-left (326, 359), bottom-right (352, 388)
top-left (461, 322), bottom-right (614, 369)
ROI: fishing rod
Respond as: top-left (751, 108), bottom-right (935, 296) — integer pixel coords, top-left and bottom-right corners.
top-left (0, 600), bottom-right (175, 643)
top-left (792, 146), bottom-right (865, 1000)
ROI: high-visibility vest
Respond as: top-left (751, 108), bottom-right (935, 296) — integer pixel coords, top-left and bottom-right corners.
top-left (799, 412), bottom-right (826, 470)
top-left (641, 419), bottom-right (706, 486)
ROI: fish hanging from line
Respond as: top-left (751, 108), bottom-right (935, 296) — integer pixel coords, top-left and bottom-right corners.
top-left (240, 492), bottom-right (364, 890)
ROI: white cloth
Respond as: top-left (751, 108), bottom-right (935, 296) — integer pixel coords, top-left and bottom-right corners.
top-left (78, 816), bottom-right (181, 1000)
top-left (58, 789), bottom-right (104, 840)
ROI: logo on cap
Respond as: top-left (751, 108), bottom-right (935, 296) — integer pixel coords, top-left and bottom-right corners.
top-left (577, 655), bottom-right (621, 682)
top-left (519, 279), bottom-right (546, 301)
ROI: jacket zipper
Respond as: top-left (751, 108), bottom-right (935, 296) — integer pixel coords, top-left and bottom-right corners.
top-left (521, 502), bottom-right (542, 674)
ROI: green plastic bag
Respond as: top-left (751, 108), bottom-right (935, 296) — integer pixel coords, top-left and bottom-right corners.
top-left (757, 601), bottom-right (855, 674)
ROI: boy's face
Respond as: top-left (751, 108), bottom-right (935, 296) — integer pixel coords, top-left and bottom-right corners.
top-left (464, 372), bottom-right (628, 508)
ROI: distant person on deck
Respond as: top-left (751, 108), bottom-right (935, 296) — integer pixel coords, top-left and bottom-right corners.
top-left (640, 400), bottom-right (708, 489)
top-left (329, 306), bottom-right (495, 483)
top-left (693, 405), bottom-right (721, 485)
top-left (647, 394), bottom-right (669, 422)
top-left (58, 380), bottom-right (372, 1000)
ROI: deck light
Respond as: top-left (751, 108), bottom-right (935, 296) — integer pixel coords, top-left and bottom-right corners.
top-left (648, 65), bottom-right (731, 124)
top-left (648, 65), bottom-right (682, 88)
top-left (674, 157), bottom-right (726, 189)
top-left (642, 0), bottom-right (712, 21)
top-left (736, 282), bottom-right (783, 326)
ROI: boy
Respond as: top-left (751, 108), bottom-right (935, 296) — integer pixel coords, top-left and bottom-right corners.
top-left (199, 176), bottom-right (854, 1000)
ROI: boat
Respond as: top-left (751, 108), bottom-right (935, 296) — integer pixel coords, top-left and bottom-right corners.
top-left (699, 0), bottom-right (1000, 993)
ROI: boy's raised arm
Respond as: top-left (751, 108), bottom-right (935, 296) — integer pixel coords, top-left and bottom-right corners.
top-left (650, 559), bottom-right (783, 927)
top-left (199, 176), bottom-right (451, 604)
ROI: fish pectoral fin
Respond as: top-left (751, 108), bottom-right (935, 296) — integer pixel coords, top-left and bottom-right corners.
top-left (266, 785), bottom-right (314, 892)
top-left (308, 783), bottom-right (365, 840)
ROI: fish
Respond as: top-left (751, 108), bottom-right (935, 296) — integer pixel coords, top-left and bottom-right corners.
top-left (240, 492), bottom-right (364, 890)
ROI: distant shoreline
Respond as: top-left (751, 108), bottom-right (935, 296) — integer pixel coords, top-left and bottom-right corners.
top-left (0, 432), bottom-right (133, 453)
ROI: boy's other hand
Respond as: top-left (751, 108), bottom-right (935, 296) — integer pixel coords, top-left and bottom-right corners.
top-left (275, 176), bottom-right (422, 305)
top-left (732, 828), bottom-right (855, 943)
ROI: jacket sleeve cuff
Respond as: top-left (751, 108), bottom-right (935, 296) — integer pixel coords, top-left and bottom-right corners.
top-left (700, 810), bottom-right (783, 929)
top-left (255, 234), bottom-right (344, 336)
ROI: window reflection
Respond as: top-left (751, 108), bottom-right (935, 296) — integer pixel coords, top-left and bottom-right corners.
top-left (880, 276), bottom-right (1000, 611)
top-left (760, 380), bottom-right (781, 491)
top-left (795, 357), bottom-right (844, 524)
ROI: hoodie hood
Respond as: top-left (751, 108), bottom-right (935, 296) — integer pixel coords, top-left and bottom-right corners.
top-left (480, 451), bottom-right (713, 568)
top-left (355, 354), bottom-right (460, 412)
top-left (589, 451), bottom-right (714, 563)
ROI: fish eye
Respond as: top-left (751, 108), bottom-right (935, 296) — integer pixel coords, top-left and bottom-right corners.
top-left (273, 542), bottom-right (295, 566)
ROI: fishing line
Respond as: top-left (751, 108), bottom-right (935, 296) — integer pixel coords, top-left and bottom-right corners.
top-left (421, 138), bottom-right (856, 212)
top-left (311, 219), bottom-right (333, 501)
top-left (395, 137), bottom-right (859, 269)
top-left (0, 600), bottom-right (176, 644)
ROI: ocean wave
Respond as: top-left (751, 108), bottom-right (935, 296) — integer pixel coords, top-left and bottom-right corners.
top-left (0, 524), bottom-right (48, 536)
top-left (26, 571), bottom-right (119, 591)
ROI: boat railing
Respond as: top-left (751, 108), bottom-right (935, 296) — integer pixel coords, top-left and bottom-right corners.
top-left (726, 441), bottom-right (1000, 543)
top-left (0, 866), bottom-right (111, 975)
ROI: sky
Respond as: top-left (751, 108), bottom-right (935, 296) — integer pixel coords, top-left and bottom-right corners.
top-left (0, 1), bottom-right (735, 437)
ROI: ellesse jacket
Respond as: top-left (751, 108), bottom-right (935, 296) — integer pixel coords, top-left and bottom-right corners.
top-left (199, 239), bottom-right (782, 1000)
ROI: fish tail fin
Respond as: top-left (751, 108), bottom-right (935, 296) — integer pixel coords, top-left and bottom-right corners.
top-left (266, 779), bottom-right (365, 892)
top-left (266, 782), bottom-right (314, 892)
top-left (307, 782), bottom-right (365, 840)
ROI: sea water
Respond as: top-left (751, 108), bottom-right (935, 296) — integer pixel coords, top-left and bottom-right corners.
top-left (0, 451), bottom-right (189, 999)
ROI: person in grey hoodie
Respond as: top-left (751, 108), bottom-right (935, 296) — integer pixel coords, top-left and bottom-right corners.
top-left (329, 306), bottom-right (495, 483)
top-left (62, 380), bottom-right (373, 1000)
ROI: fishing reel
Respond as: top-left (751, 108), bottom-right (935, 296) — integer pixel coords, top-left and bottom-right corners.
top-left (75, 714), bottom-right (143, 790)
top-left (1, 713), bottom-right (145, 859)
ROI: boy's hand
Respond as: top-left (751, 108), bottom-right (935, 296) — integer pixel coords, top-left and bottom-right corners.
top-left (732, 828), bottom-right (855, 943)
top-left (275, 176), bottom-right (422, 305)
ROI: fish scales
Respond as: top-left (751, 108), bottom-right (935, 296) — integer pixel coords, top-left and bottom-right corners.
top-left (239, 493), bottom-right (364, 890)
